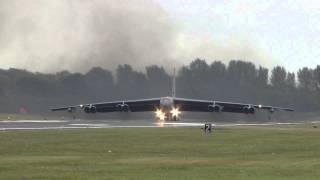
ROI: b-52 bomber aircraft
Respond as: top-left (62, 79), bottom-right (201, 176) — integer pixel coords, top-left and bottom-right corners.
top-left (51, 69), bottom-right (294, 121)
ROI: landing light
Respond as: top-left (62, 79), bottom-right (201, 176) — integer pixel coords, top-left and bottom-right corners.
top-left (155, 109), bottom-right (165, 121)
top-left (155, 109), bottom-right (163, 117)
top-left (159, 114), bottom-right (165, 121)
top-left (170, 108), bottom-right (181, 117)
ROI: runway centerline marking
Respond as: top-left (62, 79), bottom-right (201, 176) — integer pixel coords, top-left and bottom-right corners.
top-left (69, 124), bottom-right (109, 127)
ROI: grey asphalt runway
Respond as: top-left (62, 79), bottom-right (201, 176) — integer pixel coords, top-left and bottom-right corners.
top-left (0, 119), bottom-right (203, 130)
top-left (0, 119), bottom-right (314, 131)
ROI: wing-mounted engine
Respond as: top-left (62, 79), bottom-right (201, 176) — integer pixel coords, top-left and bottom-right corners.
top-left (67, 107), bottom-right (73, 113)
top-left (208, 101), bottom-right (223, 112)
top-left (269, 108), bottom-right (275, 114)
top-left (116, 103), bottom-right (130, 112)
top-left (83, 104), bottom-right (97, 113)
top-left (243, 104), bottom-right (255, 114)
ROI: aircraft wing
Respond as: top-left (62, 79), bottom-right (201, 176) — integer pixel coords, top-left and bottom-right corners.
top-left (51, 97), bottom-right (293, 114)
top-left (51, 98), bottom-right (161, 113)
top-left (173, 98), bottom-right (294, 113)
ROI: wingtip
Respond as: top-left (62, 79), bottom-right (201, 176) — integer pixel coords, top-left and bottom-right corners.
top-left (282, 108), bottom-right (294, 112)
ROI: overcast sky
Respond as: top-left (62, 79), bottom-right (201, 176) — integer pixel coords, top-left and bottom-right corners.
top-left (0, 0), bottom-right (319, 72)
top-left (156, 0), bottom-right (320, 72)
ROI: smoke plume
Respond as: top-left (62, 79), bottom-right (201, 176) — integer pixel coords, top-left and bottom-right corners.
top-left (0, 0), bottom-right (278, 73)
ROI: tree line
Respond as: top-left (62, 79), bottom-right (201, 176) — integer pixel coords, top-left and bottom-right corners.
top-left (0, 59), bottom-right (319, 114)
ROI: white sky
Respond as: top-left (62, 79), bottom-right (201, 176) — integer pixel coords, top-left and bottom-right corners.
top-left (156, 0), bottom-right (320, 72)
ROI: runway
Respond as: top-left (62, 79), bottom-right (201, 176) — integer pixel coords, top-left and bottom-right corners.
top-left (0, 119), bottom-right (197, 130)
top-left (0, 119), bottom-right (316, 131)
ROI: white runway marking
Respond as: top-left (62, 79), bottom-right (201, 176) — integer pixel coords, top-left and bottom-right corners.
top-left (157, 122), bottom-right (308, 127)
top-left (69, 124), bottom-right (96, 126)
top-left (109, 126), bottom-right (158, 128)
top-left (160, 122), bottom-right (203, 126)
top-left (215, 122), bottom-right (304, 127)
top-left (69, 124), bottom-right (109, 127)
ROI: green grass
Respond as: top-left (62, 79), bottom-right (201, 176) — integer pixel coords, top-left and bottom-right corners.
top-left (0, 113), bottom-right (61, 121)
top-left (1, 126), bottom-right (320, 179)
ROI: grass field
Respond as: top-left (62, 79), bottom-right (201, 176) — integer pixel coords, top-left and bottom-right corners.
top-left (1, 125), bottom-right (320, 179)
top-left (0, 113), bottom-right (46, 121)
top-left (0, 113), bottom-right (63, 121)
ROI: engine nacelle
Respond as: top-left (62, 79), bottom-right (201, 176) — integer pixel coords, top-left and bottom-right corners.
top-left (116, 104), bottom-right (130, 112)
top-left (208, 105), bottom-right (222, 112)
top-left (90, 106), bottom-right (97, 113)
top-left (243, 105), bottom-right (255, 114)
top-left (122, 104), bottom-right (129, 112)
top-left (84, 105), bottom-right (97, 113)
top-left (269, 108), bottom-right (275, 113)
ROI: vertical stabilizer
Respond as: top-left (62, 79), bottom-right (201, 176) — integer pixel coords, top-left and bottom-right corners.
top-left (172, 68), bottom-right (176, 97)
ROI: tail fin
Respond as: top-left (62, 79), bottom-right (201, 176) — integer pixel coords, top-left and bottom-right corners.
top-left (172, 68), bottom-right (176, 97)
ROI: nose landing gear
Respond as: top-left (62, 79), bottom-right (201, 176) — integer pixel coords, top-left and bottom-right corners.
top-left (172, 115), bottom-right (179, 121)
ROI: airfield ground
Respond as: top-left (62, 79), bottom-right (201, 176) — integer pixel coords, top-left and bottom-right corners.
top-left (0, 113), bottom-right (60, 122)
top-left (0, 125), bottom-right (320, 179)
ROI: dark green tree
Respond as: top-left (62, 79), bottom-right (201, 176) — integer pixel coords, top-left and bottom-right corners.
top-left (257, 66), bottom-right (269, 87)
top-left (286, 72), bottom-right (296, 89)
top-left (271, 66), bottom-right (287, 89)
top-left (146, 65), bottom-right (171, 97)
top-left (314, 65), bottom-right (320, 91)
top-left (85, 67), bottom-right (115, 101)
top-left (116, 64), bottom-right (148, 99)
top-left (297, 67), bottom-right (316, 91)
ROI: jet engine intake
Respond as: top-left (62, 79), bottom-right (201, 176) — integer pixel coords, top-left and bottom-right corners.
top-left (208, 105), bottom-right (222, 112)
top-left (116, 104), bottom-right (130, 112)
top-left (269, 108), bottom-right (275, 113)
top-left (84, 105), bottom-right (97, 113)
top-left (243, 105), bottom-right (255, 114)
